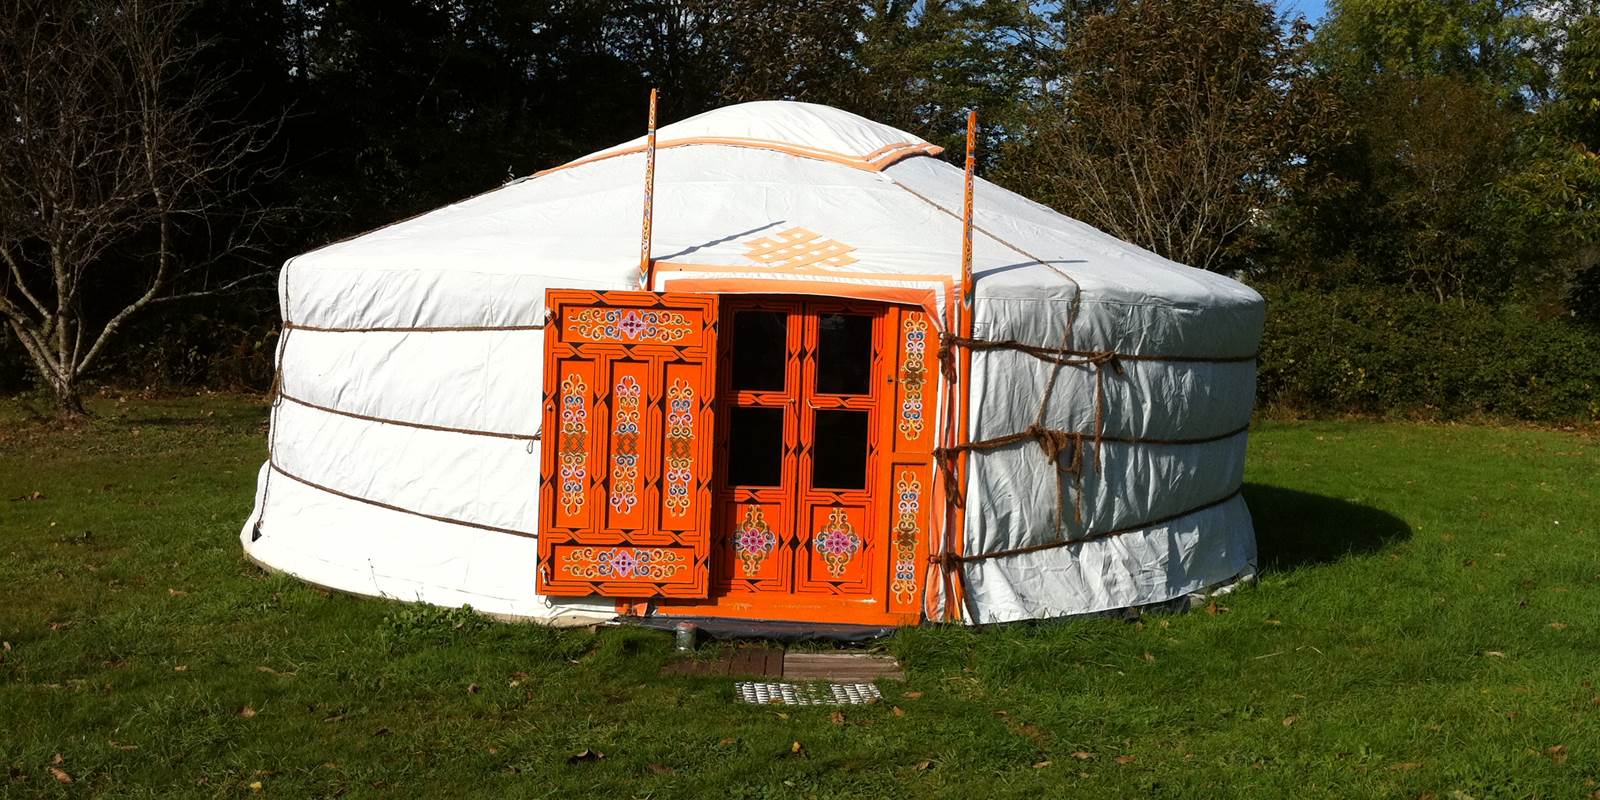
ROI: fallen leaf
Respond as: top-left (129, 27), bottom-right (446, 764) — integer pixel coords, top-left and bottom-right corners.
top-left (790, 741), bottom-right (807, 759)
top-left (718, 737), bottom-right (736, 746)
top-left (829, 711), bottom-right (845, 726)
top-left (1549, 622), bottom-right (1568, 631)
top-left (1142, 651), bottom-right (1156, 663)
top-left (914, 759), bottom-right (935, 771)
top-left (903, 691), bottom-right (924, 700)
top-left (1546, 744), bottom-right (1568, 764)
top-left (1389, 762), bottom-right (1422, 771)
top-left (892, 706), bottom-right (905, 717)
top-left (486, 746), bottom-right (499, 755)
top-left (108, 740), bottom-right (136, 751)
top-left (1283, 715), bottom-right (1299, 727)
top-left (238, 706), bottom-right (257, 718)
top-left (1204, 601), bottom-right (1228, 616)
top-left (256, 666), bottom-right (295, 678)
top-left (467, 683), bottom-right (480, 695)
top-left (167, 588), bottom-right (187, 597)
top-left (647, 763), bottom-right (674, 775)
top-left (1484, 651), bottom-right (1506, 658)
top-left (49, 767), bottom-right (71, 784)
top-left (174, 665), bottom-right (189, 672)
top-left (248, 780), bottom-right (262, 792)
top-left (566, 749), bottom-right (605, 764)
top-left (1033, 760), bottom-right (1052, 769)
top-left (1071, 751), bottom-right (1096, 761)
top-left (50, 754), bottom-right (63, 766)
top-left (1114, 755), bottom-right (1136, 765)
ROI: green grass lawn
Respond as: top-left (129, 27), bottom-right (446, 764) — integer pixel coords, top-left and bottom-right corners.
top-left (2, 394), bottom-right (1597, 798)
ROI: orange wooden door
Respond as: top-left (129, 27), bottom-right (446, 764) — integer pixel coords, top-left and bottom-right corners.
top-left (705, 298), bottom-right (935, 622)
top-left (536, 290), bottom-right (718, 598)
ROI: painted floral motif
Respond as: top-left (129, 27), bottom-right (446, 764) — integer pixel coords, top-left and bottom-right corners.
top-left (608, 375), bottom-right (642, 514)
top-left (664, 378), bottom-right (695, 517)
top-left (558, 374), bottom-right (588, 516)
top-left (898, 316), bottom-right (928, 440)
top-left (891, 472), bottom-right (921, 604)
top-left (568, 307), bottom-right (693, 343)
top-left (731, 506), bottom-right (777, 576)
top-left (562, 547), bottom-right (686, 581)
top-left (813, 508), bottom-right (861, 579)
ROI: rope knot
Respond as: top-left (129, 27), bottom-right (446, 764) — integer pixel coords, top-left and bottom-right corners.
top-left (937, 332), bottom-right (961, 381)
top-left (1024, 424), bottom-right (1075, 463)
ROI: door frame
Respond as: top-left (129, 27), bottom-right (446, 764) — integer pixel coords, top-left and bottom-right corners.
top-left (652, 294), bottom-right (935, 626)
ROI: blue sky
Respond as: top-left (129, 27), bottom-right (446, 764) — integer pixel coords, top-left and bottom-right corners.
top-left (1278, 0), bottom-right (1329, 22)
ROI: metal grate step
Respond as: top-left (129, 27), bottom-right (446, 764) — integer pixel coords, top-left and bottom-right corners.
top-left (735, 681), bottom-right (884, 706)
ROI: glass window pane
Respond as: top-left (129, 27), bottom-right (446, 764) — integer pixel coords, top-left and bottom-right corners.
top-left (731, 310), bottom-right (787, 392)
top-left (816, 313), bottom-right (871, 395)
top-left (727, 407), bottom-right (783, 487)
top-left (812, 410), bottom-right (868, 490)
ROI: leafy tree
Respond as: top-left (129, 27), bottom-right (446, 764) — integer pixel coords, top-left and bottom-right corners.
top-left (1314, 0), bottom-right (1555, 103)
top-left (998, 0), bottom-right (1330, 271)
top-left (1273, 0), bottom-right (1600, 305)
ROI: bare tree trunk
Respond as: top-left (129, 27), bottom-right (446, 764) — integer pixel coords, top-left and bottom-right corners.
top-left (0, 0), bottom-right (281, 421)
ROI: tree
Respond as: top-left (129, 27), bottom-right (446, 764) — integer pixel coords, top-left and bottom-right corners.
top-left (999, 0), bottom-right (1330, 271)
top-left (0, 0), bottom-right (278, 417)
top-left (1272, 0), bottom-right (1600, 304)
top-left (1314, 0), bottom-right (1554, 103)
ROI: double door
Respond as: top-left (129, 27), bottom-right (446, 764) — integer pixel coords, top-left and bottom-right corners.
top-left (704, 297), bottom-right (931, 623)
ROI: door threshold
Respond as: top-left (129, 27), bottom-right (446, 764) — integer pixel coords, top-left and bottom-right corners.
top-left (629, 614), bottom-right (897, 643)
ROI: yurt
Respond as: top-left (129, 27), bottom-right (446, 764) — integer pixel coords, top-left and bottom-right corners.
top-left (240, 100), bottom-right (1263, 630)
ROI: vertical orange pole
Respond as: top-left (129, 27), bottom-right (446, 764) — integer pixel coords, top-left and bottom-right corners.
top-left (960, 110), bottom-right (977, 309)
top-left (639, 88), bottom-right (659, 290)
top-left (945, 110), bottom-right (979, 623)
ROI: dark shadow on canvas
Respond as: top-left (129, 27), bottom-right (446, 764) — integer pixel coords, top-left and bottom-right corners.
top-left (1243, 483), bottom-right (1412, 572)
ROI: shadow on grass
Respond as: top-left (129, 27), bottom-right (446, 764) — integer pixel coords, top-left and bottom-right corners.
top-left (1243, 483), bottom-right (1411, 572)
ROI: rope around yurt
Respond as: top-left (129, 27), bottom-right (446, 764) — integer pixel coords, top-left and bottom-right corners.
top-left (927, 330), bottom-right (1257, 602)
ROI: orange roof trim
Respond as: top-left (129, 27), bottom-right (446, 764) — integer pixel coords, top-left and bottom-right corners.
top-left (534, 137), bottom-right (944, 178)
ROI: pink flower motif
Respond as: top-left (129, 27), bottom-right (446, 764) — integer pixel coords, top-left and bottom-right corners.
top-left (617, 310), bottom-right (647, 339)
top-left (609, 549), bottom-right (639, 577)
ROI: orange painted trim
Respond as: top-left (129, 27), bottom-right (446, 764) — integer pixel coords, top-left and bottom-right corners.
top-left (638, 88), bottom-right (659, 289)
top-left (534, 137), bottom-right (944, 178)
top-left (960, 111), bottom-right (978, 309)
top-left (657, 276), bottom-right (939, 319)
top-left (654, 261), bottom-right (956, 285)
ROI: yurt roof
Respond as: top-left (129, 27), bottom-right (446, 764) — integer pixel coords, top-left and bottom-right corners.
top-left (286, 100), bottom-right (1259, 332)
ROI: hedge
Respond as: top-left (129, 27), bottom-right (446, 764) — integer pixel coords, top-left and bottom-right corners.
top-left (1255, 283), bottom-right (1600, 423)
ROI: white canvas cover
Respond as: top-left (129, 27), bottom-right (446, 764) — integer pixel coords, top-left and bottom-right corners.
top-left (240, 100), bottom-right (1263, 625)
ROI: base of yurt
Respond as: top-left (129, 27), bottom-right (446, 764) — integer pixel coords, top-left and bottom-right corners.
top-left (246, 541), bottom-right (1254, 640)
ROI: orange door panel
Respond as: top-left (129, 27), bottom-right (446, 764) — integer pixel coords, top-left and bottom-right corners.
top-left (721, 500), bottom-right (791, 588)
top-left (538, 290), bottom-right (717, 598)
top-left (797, 503), bottom-right (874, 594)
